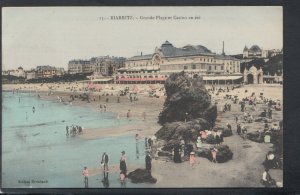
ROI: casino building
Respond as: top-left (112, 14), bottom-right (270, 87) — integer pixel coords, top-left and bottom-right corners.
top-left (115, 41), bottom-right (242, 84)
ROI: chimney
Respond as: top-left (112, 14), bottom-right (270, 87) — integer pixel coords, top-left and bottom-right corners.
top-left (141, 52), bottom-right (143, 56)
top-left (222, 41), bottom-right (225, 55)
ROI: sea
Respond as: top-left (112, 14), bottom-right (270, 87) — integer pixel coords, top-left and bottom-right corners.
top-left (2, 91), bottom-right (151, 188)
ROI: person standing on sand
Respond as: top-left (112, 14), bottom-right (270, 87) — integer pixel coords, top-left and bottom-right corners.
top-left (269, 108), bottom-right (273, 119)
top-left (135, 137), bottom-right (140, 159)
top-left (196, 136), bottom-right (202, 149)
top-left (127, 110), bottom-right (132, 120)
top-left (219, 132), bottom-right (224, 145)
top-left (237, 123), bottom-right (241, 135)
top-left (66, 126), bottom-right (69, 137)
top-left (32, 106), bottom-right (35, 113)
top-left (241, 125), bottom-right (247, 139)
top-left (189, 152), bottom-right (196, 168)
top-left (144, 137), bottom-right (148, 148)
top-left (120, 151), bottom-right (127, 174)
top-left (211, 148), bottom-right (218, 163)
top-left (101, 152), bottom-right (109, 172)
top-left (173, 144), bottom-right (182, 163)
top-left (82, 166), bottom-right (89, 188)
top-left (215, 133), bottom-right (220, 147)
top-left (145, 152), bottom-right (152, 170)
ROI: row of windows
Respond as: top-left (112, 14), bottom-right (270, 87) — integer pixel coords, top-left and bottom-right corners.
top-left (127, 60), bottom-right (239, 67)
top-left (118, 75), bottom-right (167, 79)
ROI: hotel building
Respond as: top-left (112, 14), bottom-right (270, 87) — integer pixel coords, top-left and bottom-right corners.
top-left (116, 41), bottom-right (242, 84)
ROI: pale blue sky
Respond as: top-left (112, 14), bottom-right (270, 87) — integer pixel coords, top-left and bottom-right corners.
top-left (2, 6), bottom-right (282, 70)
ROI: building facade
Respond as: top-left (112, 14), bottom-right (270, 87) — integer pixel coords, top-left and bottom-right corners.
top-left (243, 45), bottom-right (268, 58)
top-left (25, 71), bottom-right (37, 80)
top-left (8, 67), bottom-right (26, 78)
top-left (243, 45), bottom-right (282, 59)
top-left (115, 41), bottom-right (241, 84)
top-left (69, 56), bottom-right (125, 75)
top-left (35, 65), bottom-right (64, 78)
top-left (68, 60), bottom-right (93, 74)
top-left (91, 56), bottom-right (125, 76)
top-left (121, 41), bottom-right (241, 75)
top-left (243, 65), bottom-right (264, 84)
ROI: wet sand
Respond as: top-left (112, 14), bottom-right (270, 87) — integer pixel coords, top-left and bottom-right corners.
top-left (3, 83), bottom-right (283, 187)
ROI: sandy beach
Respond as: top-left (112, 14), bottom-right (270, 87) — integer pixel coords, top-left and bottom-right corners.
top-left (2, 83), bottom-right (283, 187)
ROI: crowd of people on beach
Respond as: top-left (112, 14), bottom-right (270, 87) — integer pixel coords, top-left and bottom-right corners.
top-left (66, 125), bottom-right (83, 137)
top-left (81, 134), bottom-right (156, 188)
top-left (9, 82), bottom-right (282, 188)
top-left (217, 86), bottom-right (282, 187)
top-left (158, 84), bottom-right (282, 187)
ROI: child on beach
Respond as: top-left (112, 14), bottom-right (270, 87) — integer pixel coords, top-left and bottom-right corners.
top-left (189, 152), bottom-right (196, 168)
top-left (211, 148), bottom-right (218, 163)
top-left (82, 166), bottom-right (89, 188)
top-left (127, 110), bottom-right (132, 120)
top-left (196, 136), bottom-right (202, 149)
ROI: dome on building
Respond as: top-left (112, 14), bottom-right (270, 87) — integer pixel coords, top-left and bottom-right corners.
top-left (18, 66), bottom-right (23, 70)
top-left (249, 45), bottom-right (262, 52)
top-left (161, 40), bottom-right (174, 47)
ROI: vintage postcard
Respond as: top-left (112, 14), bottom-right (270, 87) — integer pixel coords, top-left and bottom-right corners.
top-left (2, 6), bottom-right (282, 189)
